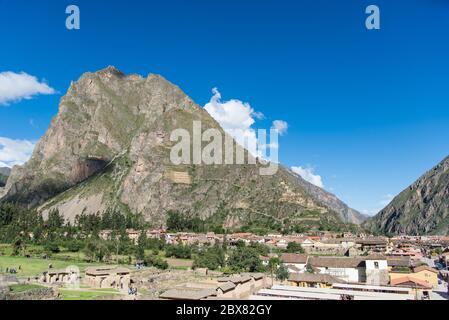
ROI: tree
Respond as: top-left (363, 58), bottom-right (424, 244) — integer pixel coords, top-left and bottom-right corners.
top-left (305, 263), bottom-right (315, 274)
top-left (268, 257), bottom-right (281, 286)
top-left (286, 242), bottom-right (304, 254)
top-left (0, 203), bottom-right (44, 244)
top-left (116, 229), bottom-right (134, 255)
top-left (84, 239), bottom-right (111, 262)
top-left (135, 231), bottom-right (147, 261)
top-left (228, 246), bottom-right (263, 273)
top-left (235, 240), bottom-right (246, 248)
top-left (276, 264), bottom-right (289, 282)
top-left (144, 254), bottom-right (169, 270)
top-left (165, 244), bottom-right (192, 259)
top-left (166, 210), bottom-right (205, 232)
top-left (222, 234), bottom-right (228, 253)
top-left (249, 242), bottom-right (270, 256)
top-left (12, 236), bottom-right (25, 256)
top-left (66, 240), bottom-right (83, 252)
top-left (44, 242), bottom-right (61, 254)
top-left (193, 244), bottom-right (225, 270)
top-left (166, 210), bottom-right (184, 231)
top-left (0, 203), bottom-right (17, 227)
top-left (46, 209), bottom-right (65, 241)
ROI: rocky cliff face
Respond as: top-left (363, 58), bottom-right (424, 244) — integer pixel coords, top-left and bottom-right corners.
top-left (0, 167), bottom-right (11, 176)
top-left (366, 156), bottom-right (449, 235)
top-left (0, 167), bottom-right (11, 189)
top-left (1, 67), bottom-right (362, 230)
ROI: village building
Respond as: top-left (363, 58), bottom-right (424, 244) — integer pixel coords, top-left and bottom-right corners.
top-left (355, 238), bottom-right (388, 253)
top-left (411, 265), bottom-right (439, 288)
top-left (159, 287), bottom-right (217, 300)
top-left (126, 229), bottom-right (142, 244)
top-left (228, 233), bottom-right (253, 246)
top-left (288, 273), bottom-right (344, 288)
top-left (159, 273), bottom-right (266, 300)
top-left (40, 268), bottom-right (79, 285)
top-left (84, 266), bottom-right (132, 290)
top-left (99, 229), bottom-right (112, 240)
top-left (260, 253), bottom-right (278, 266)
top-left (146, 229), bottom-right (166, 239)
top-left (308, 257), bottom-right (365, 283)
top-left (390, 276), bottom-right (432, 299)
top-left (309, 238), bottom-right (355, 255)
top-left (386, 256), bottom-right (412, 271)
top-left (364, 255), bottom-right (389, 286)
top-left (280, 253), bottom-right (308, 273)
top-left (389, 265), bottom-right (439, 289)
top-left (306, 256), bottom-right (389, 285)
top-left (255, 284), bottom-right (415, 300)
top-left (216, 273), bottom-right (266, 299)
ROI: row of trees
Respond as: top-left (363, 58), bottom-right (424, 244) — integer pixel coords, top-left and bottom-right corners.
top-left (1, 203), bottom-right (300, 277)
top-left (0, 203), bottom-right (146, 244)
top-left (192, 241), bottom-right (290, 281)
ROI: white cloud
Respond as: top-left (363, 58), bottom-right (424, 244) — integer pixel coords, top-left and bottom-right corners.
top-left (0, 137), bottom-right (36, 168)
top-left (204, 88), bottom-right (288, 161)
top-left (204, 88), bottom-right (263, 157)
top-left (0, 71), bottom-right (55, 105)
top-left (204, 88), bottom-right (261, 131)
top-left (361, 209), bottom-right (380, 216)
top-left (291, 166), bottom-right (324, 188)
top-left (272, 120), bottom-right (288, 136)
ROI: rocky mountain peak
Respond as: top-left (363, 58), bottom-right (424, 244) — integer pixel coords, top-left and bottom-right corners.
top-left (96, 65), bottom-right (126, 78)
top-left (1, 67), bottom-right (362, 231)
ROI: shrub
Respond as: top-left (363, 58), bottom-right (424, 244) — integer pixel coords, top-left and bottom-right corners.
top-left (44, 242), bottom-right (60, 254)
top-left (144, 254), bottom-right (169, 270)
top-left (193, 245), bottom-right (225, 270)
top-left (165, 244), bottom-right (192, 259)
top-left (66, 240), bottom-right (83, 252)
top-left (228, 246), bottom-right (263, 273)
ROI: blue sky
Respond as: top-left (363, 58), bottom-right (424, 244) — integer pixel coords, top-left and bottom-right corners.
top-left (0, 0), bottom-right (448, 215)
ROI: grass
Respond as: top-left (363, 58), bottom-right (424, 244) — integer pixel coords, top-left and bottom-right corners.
top-left (0, 255), bottom-right (102, 278)
top-left (59, 289), bottom-right (118, 300)
top-left (9, 283), bottom-right (45, 293)
top-left (164, 257), bottom-right (193, 269)
top-left (90, 288), bottom-right (119, 293)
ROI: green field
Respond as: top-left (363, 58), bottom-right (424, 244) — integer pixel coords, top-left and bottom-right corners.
top-left (0, 255), bottom-right (102, 278)
top-left (9, 283), bottom-right (45, 293)
top-left (59, 289), bottom-right (119, 300)
top-left (165, 258), bottom-right (193, 270)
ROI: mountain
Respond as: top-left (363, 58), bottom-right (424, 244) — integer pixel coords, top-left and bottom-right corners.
top-left (0, 66), bottom-right (362, 231)
top-left (0, 167), bottom-right (11, 188)
top-left (366, 156), bottom-right (449, 235)
top-left (289, 169), bottom-right (367, 225)
top-left (0, 167), bottom-right (11, 176)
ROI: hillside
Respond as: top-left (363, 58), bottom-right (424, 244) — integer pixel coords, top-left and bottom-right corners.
top-left (0, 167), bottom-right (11, 188)
top-left (0, 67), bottom-right (362, 232)
top-left (366, 155), bottom-right (449, 235)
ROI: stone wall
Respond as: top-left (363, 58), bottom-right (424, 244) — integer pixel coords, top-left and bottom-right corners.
top-left (0, 287), bottom-right (59, 300)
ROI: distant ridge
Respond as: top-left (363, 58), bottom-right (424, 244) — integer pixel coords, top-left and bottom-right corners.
top-left (366, 155), bottom-right (449, 235)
